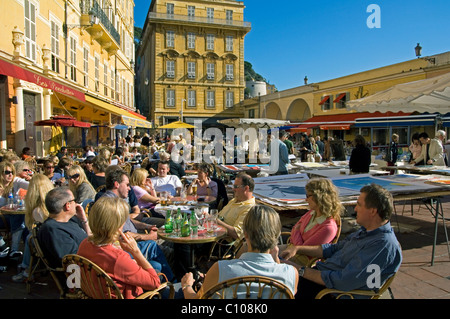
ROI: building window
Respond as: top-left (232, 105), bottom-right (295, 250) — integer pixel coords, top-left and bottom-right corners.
top-left (94, 56), bottom-right (99, 92)
top-left (167, 3), bottom-right (174, 15)
top-left (50, 21), bottom-right (60, 73)
top-left (166, 31), bottom-right (175, 48)
top-left (206, 90), bottom-right (215, 108)
top-left (225, 36), bottom-right (233, 52)
top-left (206, 34), bottom-right (214, 51)
top-left (24, 0), bottom-right (36, 61)
top-left (226, 10), bottom-right (233, 21)
top-left (187, 90), bottom-right (196, 107)
top-left (320, 95), bottom-right (332, 111)
top-left (207, 8), bottom-right (214, 20)
top-left (206, 63), bottom-right (215, 80)
top-left (166, 60), bottom-right (175, 78)
top-left (226, 91), bottom-right (234, 108)
top-left (104, 62), bottom-right (108, 96)
top-left (334, 92), bottom-right (349, 109)
top-left (226, 64), bottom-right (234, 81)
top-left (248, 109), bottom-right (255, 118)
top-left (187, 32), bottom-right (195, 49)
top-left (187, 5), bottom-right (195, 19)
top-left (83, 48), bottom-right (89, 87)
top-left (187, 61), bottom-right (196, 79)
top-left (110, 68), bottom-right (115, 99)
top-left (166, 89), bottom-right (175, 107)
top-left (70, 37), bottom-right (77, 82)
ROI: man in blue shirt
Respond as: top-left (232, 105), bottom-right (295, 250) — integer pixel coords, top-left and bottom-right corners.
top-left (281, 183), bottom-right (402, 299)
top-left (270, 131), bottom-right (289, 175)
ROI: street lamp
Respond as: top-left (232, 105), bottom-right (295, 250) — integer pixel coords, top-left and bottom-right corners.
top-left (180, 99), bottom-right (186, 122)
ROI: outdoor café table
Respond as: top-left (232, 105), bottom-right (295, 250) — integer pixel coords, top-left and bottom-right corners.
top-left (0, 205), bottom-right (26, 215)
top-left (157, 224), bottom-right (227, 274)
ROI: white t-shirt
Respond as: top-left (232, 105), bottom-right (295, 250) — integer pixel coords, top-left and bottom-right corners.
top-left (150, 175), bottom-right (182, 196)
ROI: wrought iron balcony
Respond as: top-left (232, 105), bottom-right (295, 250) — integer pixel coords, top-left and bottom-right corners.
top-left (80, 0), bottom-right (120, 51)
top-left (148, 12), bottom-right (251, 32)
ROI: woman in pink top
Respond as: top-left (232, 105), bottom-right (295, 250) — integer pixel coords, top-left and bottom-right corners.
top-left (279, 178), bottom-right (343, 266)
top-left (77, 196), bottom-right (161, 299)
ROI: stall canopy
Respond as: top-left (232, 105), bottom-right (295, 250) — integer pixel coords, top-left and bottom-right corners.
top-left (159, 121), bottom-right (195, 129)
top-left (346, 72), bottom-right (450, 113)
top-left (34, 115), bottom-right (91, 128)
top-left (121, 115), bottom-right (152, 129)
top-left (218, 118), bottom-right (290, 129)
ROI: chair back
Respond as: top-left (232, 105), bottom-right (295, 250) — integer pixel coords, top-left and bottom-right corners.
top-left (200, 276), bottom-right (294, 299)
top-left (63, 254), bottom-right (124, 299)
top-left (332, 215), bottom-right (342, 244)
top-left (210, 177), bottom-right (229, 208)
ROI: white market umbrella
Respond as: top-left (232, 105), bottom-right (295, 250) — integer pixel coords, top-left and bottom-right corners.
top-left (346, 72), bottom-right (450, 113)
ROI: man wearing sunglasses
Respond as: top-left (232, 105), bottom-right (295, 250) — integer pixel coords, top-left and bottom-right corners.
top-left (37, 187), bottom-right (91, 269)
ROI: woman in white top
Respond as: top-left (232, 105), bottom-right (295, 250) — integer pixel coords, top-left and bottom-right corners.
top-left (180, 205), bottom-right (299, 299)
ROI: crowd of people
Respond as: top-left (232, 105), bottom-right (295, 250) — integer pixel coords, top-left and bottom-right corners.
top-left (3, 127), bottom-right (448, 299)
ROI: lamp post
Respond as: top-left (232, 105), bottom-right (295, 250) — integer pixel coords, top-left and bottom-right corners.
top-left (180, 98), bottom-right (186, 122)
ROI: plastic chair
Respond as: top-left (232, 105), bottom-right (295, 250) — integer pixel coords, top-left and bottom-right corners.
top-left (62, 254), bottom-right (173, 299)
top-left (200, 275), bottom-right (294, 299)
top-left (315, 273), bottom-right (397, 299)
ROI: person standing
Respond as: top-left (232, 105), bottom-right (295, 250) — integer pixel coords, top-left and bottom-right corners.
top-left (349, 135), bottom-right (371, 174)
top-left (411, 132), bottom-right (445, 166)
top-left (385, 134), bottom-right (399, 175)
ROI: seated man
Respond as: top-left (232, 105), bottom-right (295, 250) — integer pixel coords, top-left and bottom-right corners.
top-left (150, 161), bottom-right (183, 196)
top-left (281, 183), bottom-right (402, 299)
top-left (37, 187), bottom-right (91, 269)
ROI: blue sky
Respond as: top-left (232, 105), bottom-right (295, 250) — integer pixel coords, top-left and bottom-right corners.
top-left (133, 0), bottom-right (450, 91)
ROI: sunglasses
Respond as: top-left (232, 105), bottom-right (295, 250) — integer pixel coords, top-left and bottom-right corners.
top-left (45, 166), bottom-right (55, 169)
top-left (68, 173), bottom-right (80, 179)
top-left (3, 170), bottom-right (13, 175)
top-left (65, 199), bottom-right (76, 205)
top-left (233, 184), bottom-right (245, 189)
top-left (23, 169), bottom-right (32, 173)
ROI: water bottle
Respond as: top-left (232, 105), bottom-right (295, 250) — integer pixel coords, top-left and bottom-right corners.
top-left (190, 210), bottom-right (198, 237)
top-left (181, 213), bottom-right (190, 237)
top-left (7, 192), bottom-right (14, 209)
top-left (164, 209), bottom-right (173, 233)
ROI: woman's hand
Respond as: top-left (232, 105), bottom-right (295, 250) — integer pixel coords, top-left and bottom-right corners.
top-left (118, 230), bottom-right (140, 256)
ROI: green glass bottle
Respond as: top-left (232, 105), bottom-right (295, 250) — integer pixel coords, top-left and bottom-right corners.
top-left (164, 209), bottom-right (173, 233)
top-left (190, 210), bottom-right (198, 237)
top-left (181, 213), bottom-right (190, 237)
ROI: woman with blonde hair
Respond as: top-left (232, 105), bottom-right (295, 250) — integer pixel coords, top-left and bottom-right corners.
top-left (77, 196), bottom-right (162, 299)
top-left (0, 162), bottom-right (16, 256)
top-left (12, 174), bottom-right (54, 282)
top-left (67, 165), bottom-right (96, 205)
top-left (279, 178), bottom-right (343, 266)
top-left (130, 168), bottom-right (159, 210)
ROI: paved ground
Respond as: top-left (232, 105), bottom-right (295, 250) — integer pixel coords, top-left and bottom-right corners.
top-left (0, 196), bottom-right (449, 299)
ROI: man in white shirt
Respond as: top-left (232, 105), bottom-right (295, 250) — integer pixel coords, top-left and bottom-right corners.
top-left (150, 161), bottom-right (182, 196)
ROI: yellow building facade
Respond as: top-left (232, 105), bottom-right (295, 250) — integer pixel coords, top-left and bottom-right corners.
top-left (0, 0), bottom-right (148, 157)
top-left (136, 0), bottom-right (251, 127)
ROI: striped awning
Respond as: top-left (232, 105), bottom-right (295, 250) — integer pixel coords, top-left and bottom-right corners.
top-left (121, 115), bottom-right (152, 128)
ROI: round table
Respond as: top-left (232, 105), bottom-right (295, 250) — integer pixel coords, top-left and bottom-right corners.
top-left (157, 225), bottom-right (227, 275)
top-left (0, 205), bottom-right (26, 215)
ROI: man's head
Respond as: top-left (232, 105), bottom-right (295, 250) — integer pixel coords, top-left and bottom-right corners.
top-left (355, 183), bottom-right (393, 230)
top-left (419, 132), bottom-right (430, 145)
top-left (157, 161), bottom-right (170, 177)
top-left (105, 167), bottom-right (130, 199)
top-left (436, 130), bottom-right (446, 141)
top-left (233, 173), bottom-right (254, 202)
top-left (45, 187), bottom-right (75, 216)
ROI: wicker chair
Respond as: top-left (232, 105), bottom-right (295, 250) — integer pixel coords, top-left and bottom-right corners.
top-left (62, 254), bottom-right (174, 299)
top-left (200, 275), bottom-right (294, 299)
top-left (315, 273), bottom-right (397, 299)
top-left (27, 224), bottom-right (81, 298)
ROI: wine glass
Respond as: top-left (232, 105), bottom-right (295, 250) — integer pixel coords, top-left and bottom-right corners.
top-left (194, 207), bottom-right (205, 229)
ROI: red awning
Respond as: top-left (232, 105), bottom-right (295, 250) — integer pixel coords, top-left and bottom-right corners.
top-left (320, 124), bottom-right (351, 130)
top-left (34, 115), bottom-right (91, 128)
top-left (0, 58), bottom-right (85, 102)
top-left (319, 95), bottom-right (330, 105)
top-left (333, 93), bottom-right (346, 103)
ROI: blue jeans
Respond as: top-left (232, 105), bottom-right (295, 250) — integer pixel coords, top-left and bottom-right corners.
top-left (129, 240), bottom-right (175, 283)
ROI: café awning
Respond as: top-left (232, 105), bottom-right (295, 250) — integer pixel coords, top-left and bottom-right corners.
top-left (34, 115), bottom-right (91, 128)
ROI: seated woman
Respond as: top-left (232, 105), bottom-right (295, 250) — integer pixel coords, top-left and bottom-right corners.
top-left (67, 165), bottom-right (96, 205)
top-left (180, 205), bottom-right (299, 299)
top-left (130, 168), bottom-right (159, 210)
top-left (278, 178), bottom-right (343, 267)
top-left (77, 196), bottom-right (162, 299)
top-left (12, 174), bottom-right (54, 282)
top-left (187, 163), bottom-right (218, 200)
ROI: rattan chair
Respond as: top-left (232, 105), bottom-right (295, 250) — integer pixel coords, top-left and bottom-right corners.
top-left (315, 273), bottom-right (397, 299)
top-left (207, 237), bottom-right (244, 263)
top-left (27, 224), bottom-right (81, 298)
top-left (200, 275), bottom-right (294, 299)
top-left (62, 254), bottom-right (174, 299)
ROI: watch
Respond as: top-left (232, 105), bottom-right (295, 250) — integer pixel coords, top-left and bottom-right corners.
top-left (298, 267), bottom-right (305, 277)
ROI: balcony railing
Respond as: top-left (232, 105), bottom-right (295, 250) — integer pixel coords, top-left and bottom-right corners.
top-left (80, 0), bottom-right (120, 45)
top-left (148, 12), bottom-right (251, 31)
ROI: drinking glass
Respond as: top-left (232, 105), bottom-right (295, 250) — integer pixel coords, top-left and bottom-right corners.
top-left (160, 191), bottom-right (168, 206)
top-left (206, 216), bottom-right (217, 235)
top-left (194, 207), bottom-right (204, 229)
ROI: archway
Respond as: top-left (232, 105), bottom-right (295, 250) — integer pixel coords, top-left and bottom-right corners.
top-left (286, 99), bottom-right (311, 122)
top-left (264, 102), bottom-right (282, 120)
